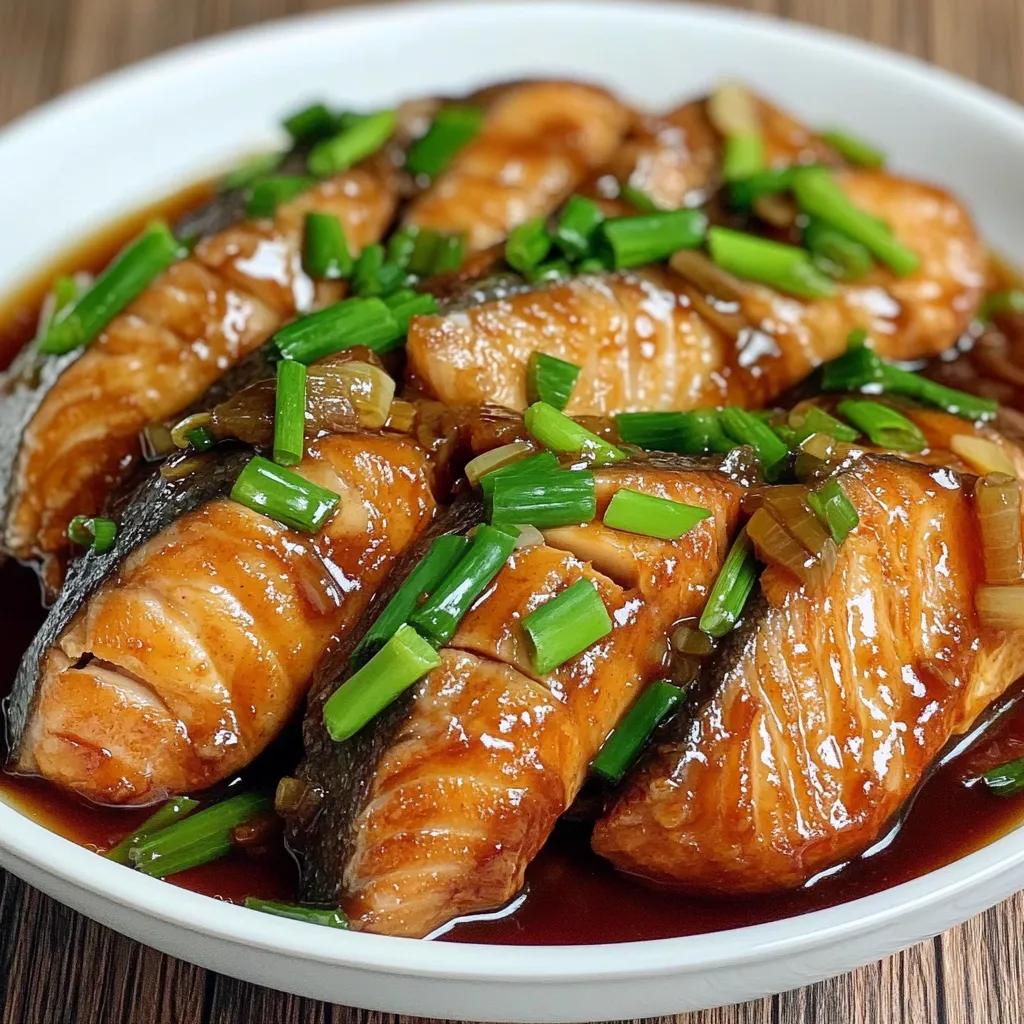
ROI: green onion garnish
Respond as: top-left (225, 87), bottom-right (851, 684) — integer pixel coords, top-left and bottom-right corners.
top-left (41, 223), bottom-right (182, 355)
top-left (820, 128), bottom-right (885, 169)
top-left (699, 527), bottom-right (758, 638)
top-left (791, 166), bottom-right (919, 276)
top-left (130, 792), bottom-right (270, 878)
top-left (728, 167), bottom-right (796, 209)
top-left (603, 489), bottom-right (711, 540)
top-left (525, 259), bottom-right (572, 284)
top-left (806, 478), bottom-right (859, 545)
top-left (525, 401), bottom-right (625, 465)
top-left (244, 898), bottom-right (349, 929)
top-left (803, 218), bottom-right (874, 281)
top-left (707, 227), bottom-right (836, 300)
top-left (778, 406), bottom-right (859, 447)
top-left (591, 681), bottom-right (684, 784)
top-left (820, 345), bottom-right (998, 421)
top-left (981, 289), bottom-right (1024, 322)
top-left (350, 535), bottom-right (469, 668)
top-left (619, 182), bottom-right (662, 213)
top-left (245, 175), bottom-right (315, 218)
top-left (409, 525), bottom-right (518, 646)
top-left (406, 229), bottom-right (465, 276)
top-left (601, 210), bottom-right (707, 269)
top-left (522, 578), bottom-right (612, 675)
top-left (432, 234), bottom-right (466, 274)
top-left (283, 102), bottom-right (337, 145)
top-left (67, 516), bottom-right (117, 554)
top-left (221, 152), bottom-right (284, 192)
top-left (406, 105), bottom-right (484, 178)
top-left (980, 756), bottom-right (1024, 796)
top-left (479, 451), bottom-right (560, 499)
top-left (273, 359), bottom-right (306, 467)
top-left (526, 352), bottom-right (581, 411)
top-left (273, 297), bottom-right (399, 363)
top-left (105, 797), bottom-right (199, 864)
top-left (490, 469), bottom-right (597, 530)
top-left (185, 426), bottom-right (216, 452)
top-left (576, 256), bottom-right (611, 275)
top-left (723, 133), bottom-right (764, 182)
top-left (505, 218), bottom-right (552, 274)
top-left (307, 109), bottom-right (396, 177)
top-left (383, 288), bottom-right (438, 335)
top-left (387, 226), bottom-right (420, 269)
top-left (230, 456), bottom-right (340, 532)
top-left (323, 624), bottom-right (441, 741)
top-left (554, 195), bottom-right (605, 260)
top-left (835, 399), bottom-right (926, 453)
top-left (303, 212), bottom-right (353, 280)
top-left (615, 410), bottom-right (734, 455)
top-left (719, 406), bottom-right (789, 477)
top-left (351, 243), bottom-right (392, 297)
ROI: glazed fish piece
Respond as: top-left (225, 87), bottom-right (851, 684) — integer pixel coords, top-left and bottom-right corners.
top-left (5, 431), bottom-right (436, 805)
top-left (0, 158), bottom-right (399, 585)
top-left (285, 458), bottom-right (743, 937)
top-left (406, 169), bottom-right (986, 417)
top-left (404, 80), bottom-right (631, 251)
top-left (592, 449), bottom-right (1024, 893)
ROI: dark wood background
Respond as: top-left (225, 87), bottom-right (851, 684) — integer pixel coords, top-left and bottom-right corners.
top-left (2, 0), bottom-right (1024, 1021)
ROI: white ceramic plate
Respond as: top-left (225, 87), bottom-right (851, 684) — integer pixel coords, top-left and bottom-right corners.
top-left (3, 3), bottom-right (1024, 1018)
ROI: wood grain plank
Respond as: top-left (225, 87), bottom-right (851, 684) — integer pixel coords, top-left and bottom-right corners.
top-left (1, 0), bottom-right (1023, 1022)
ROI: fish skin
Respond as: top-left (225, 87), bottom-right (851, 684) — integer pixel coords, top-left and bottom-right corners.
top-left (285, 457), bottom-right (743, 937)
top-left (592, 453), bottom-right (1024, 893)
top-left (6, 431), bottom-right (436, 806)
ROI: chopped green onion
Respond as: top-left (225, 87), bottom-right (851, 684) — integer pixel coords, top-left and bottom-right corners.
top-left (779, 406), bottom-right (859, 446)
top-left (273, 360), bottom-right (307, 467)
top-left (387, 226), bottom-right (420, 269)
top-left (591, 681), bottom-right (684, 784)
top-left (803, 218), bottom-right (874, 281)
top-left (601, 210), bottom-right (707, 269)
top-left (350, 535), bottom-right (469, 668)
top-left (980, 757), bottom-right (1024, 796)
top-left (615, 410), bottom-right (734, 455)
top-left (522, 578), bottom-right (612, 675)
top-left (409, 525), bottom-right (518, 646)
top-left (406, 229), bottom-right (465, 276)
top-left (106, 798), bottom-right (199, 864)
top-left (273, 297), bottom-right (399, 363)
top-left (847, 327), bottom-right (869, 349)
top-left (383, 289), bottom-right (438, 335)
top-left (303, 212), bottom-right (353, 280)
top-left (490, 469), bottom-right (596, 530)
top-left (525, 259), bottom-right (572, 284)
top-left (699, 527), bottom-right (758, 638)
top-left (230, 456), bottom-right (340, 532)
top-left (981, 289), bottom-right (1024, 322)
top-left (576, 256), bottom-right (611, 275)
top-left (352, 243), bottom-right (390, 297)
top-left (244, 898), bottom-right (349, 928)
top-left (323, 624), bottom-right (441, 741)
top-left (131, 792), bottom-right (270, 878)
top-left (791, 166), bottom-right (919, 275)
top-left (307, 109), bottom-right (396, 177)
top-left (728, 167), bottom-right (796, 209)
top-left (807, 478), bottom-right (859, 544)
top-left (526, 352), bottom-right (581, 411)
top-left (707, 227), bottom-right (836, 300)
top-left (245, 175), bottom-right (315, 218)
top-left (505, 218), bottom-right (552, 274)
top-left (221, 152), bottom-right (284, 191)
top-left (820, 345), bottom-right (997, 421)
top-left (619, 182), bottom-right (662, 213)
top-left (554, 195), bottom-right (605, 260)
top-left (722, 133), bottom-right (764, 182)
top-left (479, 451), bottom-right (560, 499)
top-left (603, 489), bottom-right (711, 540)
top-left (820, 128), bottom-right (885, 169)
top-left (719, 406), bottom-right (789, 477)
top-left (40, 223), bottom-right (182, 355)
top-left (525, 401), bottom-right (625, 465)
top-left (836, 399), bottom-right (926, 453)
top-left (465, 441), bottom-right (535, 487)
top-left (432, 234), bottom-right (466, 274)
top-left (184, 426), bottom-right (216, 452)
top-left (406, 105), bottom-right (484, 178)
top-left (283, 102), bottom-right (337, 145)
top-left (67, 516), bottom-right (117, 554)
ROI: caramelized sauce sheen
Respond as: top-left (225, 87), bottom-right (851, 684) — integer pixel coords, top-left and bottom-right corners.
top-left (2, 187), bottom-right (1024, 946)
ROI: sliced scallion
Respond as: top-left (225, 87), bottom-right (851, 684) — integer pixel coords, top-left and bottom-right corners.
top-left (981, 757), bottom-right (1024, 796)
top-left (591, 681), bottom-right (684, 784)
top-left (479, 451), bottom-right (560, 499)
top-left (707, 227), bottom-right (836, 300)
top-left (554, 195), bottom-right (605, 260)
top-left (619, 182), bottom-right (662, 213)
top-left (601, 210), bottom-right (707, 269)
top-left (307, 110), bottom-right (396, 177)
top-left (383, 289), bottom-right (438, 336)
top-left (230, 456), bottom-right (340, 533)
top-left (699, 527), bottom-right (758, 638)
top-left (246, 175), bottom-right (315, 218)
top-left (780, 406), bottom-right (859, 446)
top-left (728, 167), bottom-right (796, 209)
top-left (981, 289), bottom-right (1024, 322)
top-left (406, 229), bottom-right (465, 276)
top-left (185, 426), bottom-right (216, 452)
top-left (303, 212), bottom-right (353, 280)
top-left (221, 152), bottom-right (284, 192)
top-left (820, 128), bottom-right (885, 169)
top-left (603, 489), bottom-right (711, 540)
top-left (283, 102), bottom-right (338, 145)
top-left (506, 218), bottom-right (552, 274)
top-left (525, 259), bottom-right (572, 284)
top-left (723, 133), bottom-right (764, 182)
top-left (525, 401), bottom-right (625, 465)
top-left (719, 406), bottom-right (789, 477)
top-left (244, 898), bottom-right (349, 928)
top-left (105, 798), bottom-right (199, 864)
top-left (490, 469), bottom-right (597, 530)
top-left (273, 359), bottom-right (307, 467)
top-left (526, 352), bottom-right (581, 411)
top-left (273, 297), bottom-right (399, 363)
top-left (522, 578), bottom-right (612, 675)
top-left (406, 105), bottom-right (484, 178)
top-left (67, 516), bottom-right (117, 554)
top-left (803, 218), bottom-right (874, 281)
top-left (615, 410), bottom-right (734, 455)
top-left (806, 478), bottom-right (859, 545)
top-left (835, 399), bottom-right (927, 453)
top-left (387, 226), bottom-right (420, 269)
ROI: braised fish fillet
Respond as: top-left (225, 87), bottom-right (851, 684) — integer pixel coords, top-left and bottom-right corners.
top-left (404, 81), bottom-right (631, 251)
top-left (1, 160), bottom-right (398, 582)
top-left (406, 174), bottom-right (985, 416)
top-left (7, 432), bottom-right (435, 805)
top-left (285, 458), bottom-right (743, 937)
top-left (593, 453), bottom-right (1024, 892)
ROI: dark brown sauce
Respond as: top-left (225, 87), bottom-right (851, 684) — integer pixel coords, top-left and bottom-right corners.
top-left (2, 186), bottom-right (1024, 946)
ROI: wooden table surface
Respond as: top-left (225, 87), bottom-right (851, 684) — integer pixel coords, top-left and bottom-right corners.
top-left (2, 0), bottom-right (1024, 1021)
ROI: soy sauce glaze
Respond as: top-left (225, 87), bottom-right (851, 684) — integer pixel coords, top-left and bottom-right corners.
top-left (2, 186), bottom-right (1024, 946)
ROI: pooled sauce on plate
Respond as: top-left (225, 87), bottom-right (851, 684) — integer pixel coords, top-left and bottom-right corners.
top-left (2, 181), bottom-right (1024, 946)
